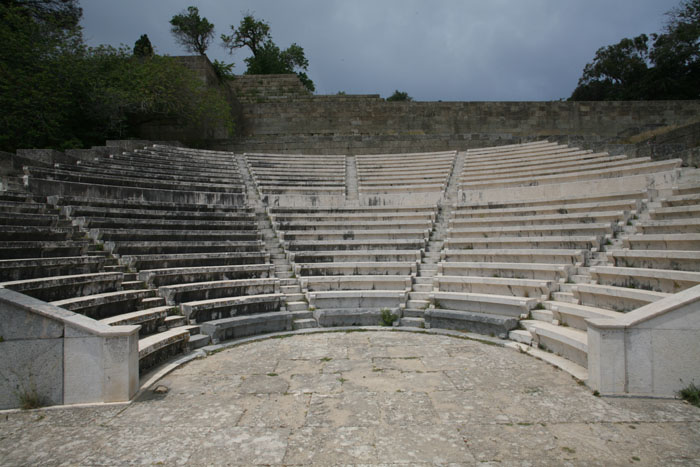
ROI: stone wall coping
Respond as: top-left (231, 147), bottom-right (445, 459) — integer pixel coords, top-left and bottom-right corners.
top-left (586, 284), bottom-right (700, 329)
top-left (0, 288), bottom-right (139, 337)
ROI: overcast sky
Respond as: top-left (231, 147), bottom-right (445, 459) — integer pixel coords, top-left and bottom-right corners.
top-left (81, 0), bottom-right (679, 101)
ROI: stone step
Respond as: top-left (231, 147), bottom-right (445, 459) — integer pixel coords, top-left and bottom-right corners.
top-left (277, 271), bottom-right (293, 279)
top-left (412, 283), bottom-right (432, 292)
top-left (399, 317), bottom-right (425, 328)
top-left (570, 274), bottom-right (593, 284)
top-left (187, 333), bottom-right (211, 350)
top-left (508, 329), bottom-right (533, 345)
top-left (558, 283), bottom-right (576, 293)
top-left (293, 318), bottom-right (318, 330)
top-left (408, 291), bottom-right (430, 300)
top-left (141, 296), bottom-right (166, 308)
top-left (286, 301), bottom-right (308, 311)
top-left (281, 285), bottom-right (301, 294)
top-left (551, 291), bottom-right (578, 304)
top-left (123, 272), bottom-right (138, 282)
top-left (121, 280), bottom-right (146, 290)
top-left (285, 292), bottom-right (305, 302)
top-left (164, 314), bottom-right (187, 329)
top-left (531, 307), bottom-right (554, 322)
top-left (403, 308), bottom-right (425, 318)
top-left (407, 299), bottom-right (429, 309)
top-left (102, 264), bottom-right (126, 272)
top-left (279, 278), bottom-right (299, 287)
top-left (413, 277), bottom-right (433, 285)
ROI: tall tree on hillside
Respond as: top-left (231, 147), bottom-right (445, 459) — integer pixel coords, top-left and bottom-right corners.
top-left (571, 0), bottom-right (700, 100)
top-left (169, 6), bottom-right (214, 55)
top-left (221, 14), bottom-right (315, 92)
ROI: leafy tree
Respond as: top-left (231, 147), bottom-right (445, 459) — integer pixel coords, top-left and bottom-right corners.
top-left (571, 0), bottom-right (699, 100)
top-left (169, 6), bottom-right (214, 55)
top-left (221, 14), bottom-right (271, 57)
top-left (222, 14), bottom-right (315, 92)
top-left (211, 59), bottom-right (235, 80)
top-left (133, 34), bottom-right (154, 57)
top-left (386, 90), bottom-right (413, 102)
top-left (0, 2), bottom-right (234, 152)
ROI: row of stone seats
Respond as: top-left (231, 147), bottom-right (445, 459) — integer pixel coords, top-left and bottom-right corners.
top-left (23, 145), bottom-right (246, 205)
top-left (270, 204), bottom-right (437, 325)
top-left (458, 142), bottom-right (682, 193)
top-left (244, 153), bottom-right (346, 203)
top-left (3, 144), bottom-right (295, 373)
top-left (427, 175), bottom-right (646, 339)
top-left (514, 172), bottom-right (700, 370)
top-left (356, 151), bottom-right (456, 205)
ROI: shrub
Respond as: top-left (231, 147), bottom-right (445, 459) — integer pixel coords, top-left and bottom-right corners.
top-left (380, 308), bottom-right (398, 326)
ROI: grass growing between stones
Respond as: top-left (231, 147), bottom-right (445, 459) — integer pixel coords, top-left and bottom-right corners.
top-left (380, 308), bottom-right (398, 326)
top-left (678, 382), bottom-right (700, 407)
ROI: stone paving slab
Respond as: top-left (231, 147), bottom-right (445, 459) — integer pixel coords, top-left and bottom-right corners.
top-left (1, 330), bottom-right (699, 465)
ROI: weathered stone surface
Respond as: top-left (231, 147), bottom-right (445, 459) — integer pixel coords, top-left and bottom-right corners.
top-left (2, 331), bottom-right (699, 465)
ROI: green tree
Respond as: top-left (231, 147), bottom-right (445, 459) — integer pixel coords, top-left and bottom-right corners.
top-left (221, 14), bottom-right (271, 57)
top-left (169, 6), bottom-right (214, 55)
top-left (222, 14), bottom-right (315, 92)
top-left (386, 90), bottom-right (413, 102)
top-left (571, 0), bottom-right (699, 100)
top-left (0, 2), bottom-right (234, 152)
top-left (133, 34), bottom-right (154, 57)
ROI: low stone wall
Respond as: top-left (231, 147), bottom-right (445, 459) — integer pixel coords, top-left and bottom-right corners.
top-left (587, 284), bottom-right (700, 397)
top-left (0, 289), bottom-right (140, 409)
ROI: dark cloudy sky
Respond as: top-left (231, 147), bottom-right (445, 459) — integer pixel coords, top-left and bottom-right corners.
top-left (81, 0), bottom-right (679, 101)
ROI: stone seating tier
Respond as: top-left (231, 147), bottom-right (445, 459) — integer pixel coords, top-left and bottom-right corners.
top-left (460, 154), bottom-right (632, 181)
top-left (89, 228), bottom-right (261, 243)
top-left (299, 275), bottom-right (413, 293)
top-left (454, 190), bottom-right (646, 210)
top-left (138, 264), bottom-right (273, 288)
top-left (449, 210), bottom-right (628, 228)
top-left (284, 238), bottom-right (427, 252)
top-left (294, 261), bottom-right (419, 277)
top-left (447, 223), bottom-right (614, 238)
top-left (434, 276), bottom-right (552, 299)
top-left (430, 291), bottom-right (537, 318)
top-left (441, 248), bottom-right (587, 265)
top-left (138, 328), bottom-right (190, 373)
top-left (623, 234), bottom-right (700, 251)
top-left (462, 149), bottom-right (598, 170)
top-left (443, 236), bottom-right (600, 251)
top-left (0, 241), bottom-right (89, 259)
top-left (660, 193), bottom-right (700, 207)
top-left (100, 305), bottom-right (172, 335)
top-left (521, 320), bottom-right (589, 367)
top-left (29, 177), bottom-right (246, 206)
top-left (25, 167), bottom-right (244, 194)
top-left (275, 219), bottom-right (433, 231)
top-left (51, 288), bottom-right (156, 320)
top-left (424, 309), bottom-right (519, 337)
top-left (608, 249), bottom-right (700, 271)
top-left (0, 226), bottom-right (74, 241)
top-left (543, 300), bottom-right (621, 331)
top-left (0, 211), bottom-right (63, 227)
top-left (181, 293), bottom-right (283, 324)
top-left (0, 256), bottom-right (106, 281)
top-left (280, 229), bottom-right (429, 242)
top-left (451, 201), bottom-right (639, 219)
top-left (1, 272), bottom-right (123, 302)
top-left (637, 219), bottom-right (700, 234)
top-left (437, 261), bottom-right (571, 281)
top-left (589, 266), bottom-right (700, 294)
top-left (55, 162), bottom-right (243, 186)
top-left (74, 217), bottom-right (258, 231)
top-left (458, 159), bottom-right (681, 191)
top-left (308, 290), bottom-right (407, 313)
top-left (571, 283), bottom-right (670, 312)
top-left (119, 252), bottom-right (270, 271)
top-left (288, 250), bottom-right (423, 264)
top-left (104, 240), bottom-right (264, 256)
top-left (158, 278), bottom-right (280, 306)
top-left (54, 196), bottom-right (254, 214)
top-left (200, 311), bottom-right (293, 345)
top-left (649, 205), bottom-right (700, 220)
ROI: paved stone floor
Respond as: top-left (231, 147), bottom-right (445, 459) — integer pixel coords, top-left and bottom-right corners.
top-left (1, 330), bottom-right (700, 466)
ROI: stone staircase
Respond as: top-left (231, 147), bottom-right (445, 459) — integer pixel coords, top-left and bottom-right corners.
top-left (401, 151), bottom-right (465, 328)
top-left (345, 155), bottom-right (359, 204)
top-left (235, 154), bottom-right (317, 330)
